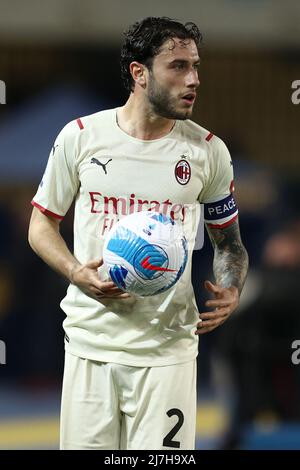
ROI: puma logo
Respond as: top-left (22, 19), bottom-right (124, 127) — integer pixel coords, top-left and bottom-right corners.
top-left (91, 157), bottom-right (112, 175)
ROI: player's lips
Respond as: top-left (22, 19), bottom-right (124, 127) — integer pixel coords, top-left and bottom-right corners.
top-left (181, 92), bottom-right (196, 105)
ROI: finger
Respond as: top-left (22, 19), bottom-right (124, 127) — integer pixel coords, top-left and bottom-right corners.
top-left (200, 305), bottom-right (231, 316)
top-left (106, 287), bottom-right (127, 294)
top-left (86, 258), bottom-right (103, 270)
top-left (196, 319), bottom-right (219, 329)
top-left (195, 319), bottom-right (226, 335)
top-left (199, 310), bottom-right (229, 320)
top-left (115, 293), bottom-right (131, 298)
top-left (197, 319), bottom-right (227, 334)
top-left (100, 293), bottom-right (131, 299)
top-left (90, 284), bottom-right (115, 297)
top-left (196, 316), bottom-right (227, 330)
top-left (93, 280), bottom-right (116, 291)
top-left (195, 325), bottom-right (217, 335)
top-left (204, 280), bottom-right (222, 295)
top-left (106, 290), bottom-right (129, 297)
top-left (205, 299), bottom-right (231, 308)
top-left (197, 314), bottom-right (228, 327)
top-left (101, 284), bottom-right (124, 292)
top-left (94, 286), bottom-right (131, 297)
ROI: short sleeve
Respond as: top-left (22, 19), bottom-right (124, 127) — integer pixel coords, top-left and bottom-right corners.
top-left (31, 121), bottom-right (80, 219)
top-left (199, 137), bottom-right (233, 203)
top-left (199, 137), bottom-right (238, 228)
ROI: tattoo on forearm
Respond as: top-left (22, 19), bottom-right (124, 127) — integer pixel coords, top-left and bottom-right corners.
top-left (206, 219), bottom-right (249, 295)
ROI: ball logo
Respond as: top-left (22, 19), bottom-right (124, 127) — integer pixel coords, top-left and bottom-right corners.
top-left (175, 160), bottom-right (191, 185)
top-left (140, 255), bottom-right (176, 273)
top-left (134, 245), bottom-right (173, 280)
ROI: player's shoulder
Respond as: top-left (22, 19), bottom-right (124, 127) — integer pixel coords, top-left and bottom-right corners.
top-left (179, 119), bottom-right (227, 152)
top-left (74, 108), bottom-right (115, 130)
top-left (59, 108), bottom-right (115, 137)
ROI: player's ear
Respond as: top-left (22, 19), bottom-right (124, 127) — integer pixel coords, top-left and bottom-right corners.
top-left (129, 62), bottom-right (146, 89)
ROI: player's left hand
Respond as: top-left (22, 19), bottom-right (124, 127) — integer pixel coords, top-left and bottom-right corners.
top-left (195, 280), bottom-right (239, 335)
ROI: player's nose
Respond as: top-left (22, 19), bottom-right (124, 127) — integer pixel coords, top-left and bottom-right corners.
top-left (185, 70), bottom-right (200, 88)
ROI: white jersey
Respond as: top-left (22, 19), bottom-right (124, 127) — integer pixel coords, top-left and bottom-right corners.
top-left (32, 108), bottom-right (237, 367)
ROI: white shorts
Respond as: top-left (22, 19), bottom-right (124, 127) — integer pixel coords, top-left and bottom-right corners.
top-left (60, 352), bottom-right (196, 450)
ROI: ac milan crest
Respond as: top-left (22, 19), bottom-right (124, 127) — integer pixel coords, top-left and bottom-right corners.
top-left (175, 159), bottom-right (191, 185)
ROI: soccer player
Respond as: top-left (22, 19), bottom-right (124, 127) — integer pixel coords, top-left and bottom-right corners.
top-left (28, 17), bottom-right (248, 450)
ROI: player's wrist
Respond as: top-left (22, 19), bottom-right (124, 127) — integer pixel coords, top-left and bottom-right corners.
top-left (68, 261), bottom-right (81, 284)
top-left (227, 285), bottom-right (240, 300)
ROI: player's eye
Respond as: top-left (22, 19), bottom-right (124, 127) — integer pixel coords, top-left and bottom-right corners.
top-left (173, 63), bottom-right (185, 70)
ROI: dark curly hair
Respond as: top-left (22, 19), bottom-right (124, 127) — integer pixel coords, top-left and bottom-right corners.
top-left (120, 17), bottom-right (203, 94)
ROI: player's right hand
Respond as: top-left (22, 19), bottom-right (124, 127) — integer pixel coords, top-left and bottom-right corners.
top-left (70, 259), bottom-right (131, 301)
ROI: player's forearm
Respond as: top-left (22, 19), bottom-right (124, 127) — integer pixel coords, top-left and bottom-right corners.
top-left (28, 215), bottom-right (80, 283)
top-left (206, 219), bottom-right (249, 296)
top-left (213, 243), bottom-right (248, 295)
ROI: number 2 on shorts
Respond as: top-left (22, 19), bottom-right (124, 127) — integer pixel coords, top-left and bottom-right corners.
top-left (163, 408), bottom-right (184, 448)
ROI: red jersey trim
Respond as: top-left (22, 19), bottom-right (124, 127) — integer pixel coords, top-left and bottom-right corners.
top-left (76, 118), bottom-right (84, 130)
top-left (206, 213), bottom-right (238, 229)
top-left (205, 132), bottom-right (214, 142)
top-left (31, 200), bottom-right (64, 220)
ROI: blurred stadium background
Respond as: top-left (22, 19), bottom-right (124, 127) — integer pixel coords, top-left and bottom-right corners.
top-left (1, 0), bottom-right (300, 450)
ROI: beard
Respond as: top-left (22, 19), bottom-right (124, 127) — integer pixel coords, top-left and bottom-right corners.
top-left (147, 73), bottom-right (192, 120)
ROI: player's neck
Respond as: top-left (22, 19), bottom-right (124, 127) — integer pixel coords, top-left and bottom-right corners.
top-left (117, 94), bottom-right (176, 141)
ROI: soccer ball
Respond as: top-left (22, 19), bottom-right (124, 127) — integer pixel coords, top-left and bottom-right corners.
top-left (102, 211), bottom-right (188, 297)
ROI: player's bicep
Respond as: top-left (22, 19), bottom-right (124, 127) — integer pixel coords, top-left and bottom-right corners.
top-left (29, 206), bottom-right (61, 241)
top-left (30, 206), bottom-right (61, 226)
top-left (29, 205), bottom-right (64, 250)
